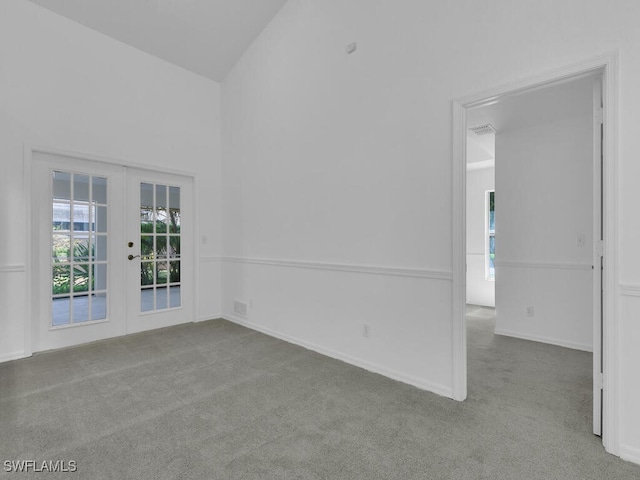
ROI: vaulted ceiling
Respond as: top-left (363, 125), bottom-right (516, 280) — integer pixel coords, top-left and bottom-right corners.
top-left (27, 0), bottom-right (288, 82)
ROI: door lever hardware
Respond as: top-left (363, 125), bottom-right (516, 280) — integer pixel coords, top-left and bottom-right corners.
top-left (128, 254), bottom-right (140, 261)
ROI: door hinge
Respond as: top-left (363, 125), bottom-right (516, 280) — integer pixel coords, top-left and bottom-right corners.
top-left (595, 372), bottom-right (604, 390)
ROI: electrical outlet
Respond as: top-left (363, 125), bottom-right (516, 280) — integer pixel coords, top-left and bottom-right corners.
top-left (362, 323), bottom-right (371, 338)
top-left (525, 306), bottom-right (535, 317)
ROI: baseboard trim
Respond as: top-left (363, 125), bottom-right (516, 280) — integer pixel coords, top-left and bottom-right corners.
top-left (0, 351), bottom-right (28, 363)
top-left (494, 328), bottom-right (593, 352)
top-left (619, 444), bottom-right (640, 466)
top-left (466, 159), bottom-right (495, 171)
top-left (221, 256), bottom-right (452, 281)
top-left (222, 313), bottom-right (454, 399)
top-left (494, 260), bottom-right (592, 271)
top-left (466, 301), bottom-right (496, 308)
top-left (196, 315), bottom-right (221, 323)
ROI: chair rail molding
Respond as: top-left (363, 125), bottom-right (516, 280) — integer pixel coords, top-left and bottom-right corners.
top-left (199, 256), bottom-right (222, 263)
top-left (220, 256), bottom-right (453, 281)
top-left (0, 264), bottom-right (26, 273)
top-left (619, 284), bottom-right (640, 297)
top-left (493, 260), bottom-right (592, 271)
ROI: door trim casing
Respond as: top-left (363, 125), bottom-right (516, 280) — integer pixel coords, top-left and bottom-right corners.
top-left (451, 53), bottom-right (620, 455)
top-left (24, 145), bottom-right (200, 355)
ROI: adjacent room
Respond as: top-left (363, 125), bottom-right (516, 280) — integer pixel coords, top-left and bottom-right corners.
top-left (2, 0), bottom-right (640, 478)
top-left (465, 73), bottom-right (603, 443)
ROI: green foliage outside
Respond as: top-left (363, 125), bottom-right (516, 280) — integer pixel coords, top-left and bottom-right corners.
top-left (52, 207), bottom-right (181, 296)
top-left (140, 209), bottom-right (181, 286)
top-left (52, 242), bottom-right (92, 295)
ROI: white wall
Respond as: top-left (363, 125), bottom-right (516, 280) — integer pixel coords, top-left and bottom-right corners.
top-left (0, 0), bottom-right (222, 360)
top-left (466, 166), bottom-right (495, 307)
top-left (494, 114), bottom-right (593, 351)
top-left (221, 0), bottom-right (640, 462)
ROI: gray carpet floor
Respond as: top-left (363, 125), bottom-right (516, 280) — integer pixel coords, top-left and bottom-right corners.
top-left (1, 311), bottom-right (640, 479)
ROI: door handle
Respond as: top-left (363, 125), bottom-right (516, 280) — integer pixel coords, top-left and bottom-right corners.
top-left (128, 254), bottom-right (140, 261)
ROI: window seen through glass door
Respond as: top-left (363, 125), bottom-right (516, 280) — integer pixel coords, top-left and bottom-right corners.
top-left (486, 190), bottom-right (495, 280)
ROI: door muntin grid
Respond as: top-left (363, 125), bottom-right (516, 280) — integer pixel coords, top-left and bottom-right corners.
top-left (140, 183), bottom-right (181, 313)
top-left (51, 171), bottom-right (108, 327)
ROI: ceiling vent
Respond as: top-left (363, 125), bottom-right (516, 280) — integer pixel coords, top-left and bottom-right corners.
top-left (469, 124), bottom-right (496, 136)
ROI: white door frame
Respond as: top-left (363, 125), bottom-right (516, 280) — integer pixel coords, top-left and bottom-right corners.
top-left (24, 145), bottom-right (200, 355)
top-left (451, 53), bottom-right (619, 455)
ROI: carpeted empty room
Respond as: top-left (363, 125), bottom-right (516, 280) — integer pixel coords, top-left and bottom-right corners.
top-left (5, 1), bottom-right (640, 477)
top-left (2, 310), bottom-right (639, 479)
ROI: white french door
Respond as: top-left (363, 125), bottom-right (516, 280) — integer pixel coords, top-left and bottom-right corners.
top-left (125, 168), bottom-right (194, 335)
top-left (31, 151), bottom-right (194, 352)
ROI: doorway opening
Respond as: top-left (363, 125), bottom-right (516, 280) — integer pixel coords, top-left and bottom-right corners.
top-left (467, 73), bottom-right (602, 433)
top-left (466, 126), bottom-right (496, 309)
top-left (452, 55), bottom-right (619, 455)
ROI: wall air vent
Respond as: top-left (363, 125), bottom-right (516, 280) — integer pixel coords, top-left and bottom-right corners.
top-left (469, 124), bottom-right (496, 136)
top-left (233, 300), bottom-right (247, 317)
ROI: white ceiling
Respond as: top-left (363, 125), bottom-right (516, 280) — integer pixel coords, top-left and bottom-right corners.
top-left (467, 74), bottom-right (596, 163)
top-left (27, 0), bottom-right (288, 82)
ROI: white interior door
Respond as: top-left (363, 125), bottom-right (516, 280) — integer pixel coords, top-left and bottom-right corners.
top-left (31, 153), bottom-right (194, 352)
top-left (125, 168), bottom-right (194, 334)
top-left (592, 77), bottom-right (604, 437)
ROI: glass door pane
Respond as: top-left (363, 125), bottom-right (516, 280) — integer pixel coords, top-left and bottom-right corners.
top-left (51, 171), bottom-right (108, 326)
top-left (139, 182), bottom-right (181, 313)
